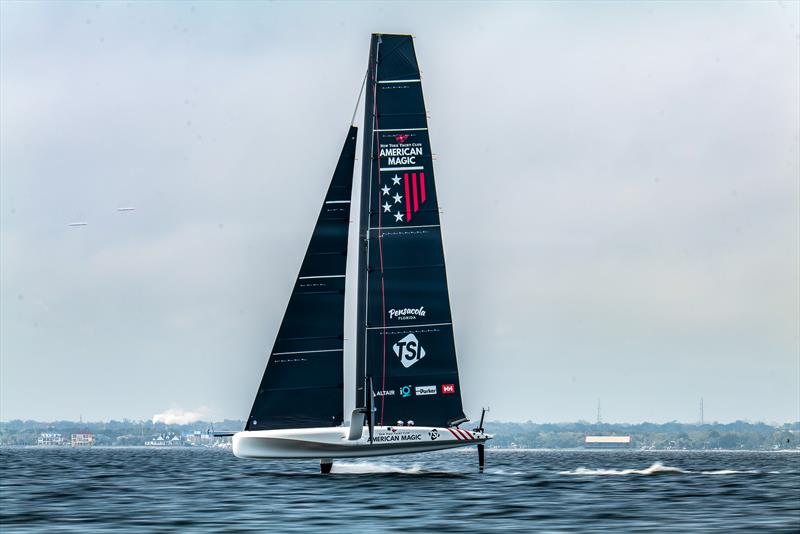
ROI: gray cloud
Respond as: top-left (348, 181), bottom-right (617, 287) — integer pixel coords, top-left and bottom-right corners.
top-left (1, 1), bottom-right (798, 423)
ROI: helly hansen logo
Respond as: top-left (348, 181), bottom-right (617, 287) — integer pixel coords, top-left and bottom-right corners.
top-left (393, 333), bottom-right (426, 368)
top-left (442, 384), bottom-right (455, 395)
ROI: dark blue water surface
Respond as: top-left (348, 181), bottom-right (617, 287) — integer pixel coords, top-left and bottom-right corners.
top-left (1, 447), bottom-right (798, 532)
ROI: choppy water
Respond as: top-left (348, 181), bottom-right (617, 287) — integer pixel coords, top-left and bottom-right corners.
top-left (1, 448), bottom-right (798, 532)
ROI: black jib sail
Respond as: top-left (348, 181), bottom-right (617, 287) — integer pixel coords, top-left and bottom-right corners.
top-left (356, 34), bottom-right (467, 428)
top-left (246, 127), bottom-right (357, 431)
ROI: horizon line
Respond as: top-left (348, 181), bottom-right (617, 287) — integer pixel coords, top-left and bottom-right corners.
top-left (1, 418), bottom-right (798, 426)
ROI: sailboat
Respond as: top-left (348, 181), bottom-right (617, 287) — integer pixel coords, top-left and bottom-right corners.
top-left (226, 34), bottom-right (491, 473)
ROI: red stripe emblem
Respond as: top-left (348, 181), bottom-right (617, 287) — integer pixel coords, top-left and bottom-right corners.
top-left (447, 428), bottom-right (462, 441)
top-left (412, 173), bottom-right (419, 213)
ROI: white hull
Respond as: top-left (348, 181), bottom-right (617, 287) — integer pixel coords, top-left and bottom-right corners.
top-left (233, 425), bottom-right (490, 459)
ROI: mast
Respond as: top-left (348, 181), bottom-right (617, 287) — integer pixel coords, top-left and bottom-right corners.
top-left (355, 34), bottom-right (466, 427)
top-left (355, 36), bottom-right (379, 413)
top-left (246, 127), bottom-right (358, 431)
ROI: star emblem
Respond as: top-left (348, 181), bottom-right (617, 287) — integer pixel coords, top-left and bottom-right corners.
top-left (381, 185), bottom-right (391, 196)
top-left (393, 193), bottom-right (402, 204)
top-left (382, 202), bottom-right (392, 212)
top-left (392, 174), bottom-right (402, 186)
top-left (394, 211), bottom-right (404, 222)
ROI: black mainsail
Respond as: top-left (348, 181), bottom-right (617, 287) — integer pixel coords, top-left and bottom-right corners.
top-left (246, 127), bottom-right (357, 431)
top-left (356, 34), bottom-right (467, 428)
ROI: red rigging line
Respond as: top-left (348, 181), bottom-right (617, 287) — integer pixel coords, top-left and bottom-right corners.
top-left (372, 45), bottom-right (388, 427)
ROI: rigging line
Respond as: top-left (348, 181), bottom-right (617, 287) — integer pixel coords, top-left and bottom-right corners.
top-left (350, 67), bottom-right (369, 127)
top-left (373, 38), bottom-right (389, 427)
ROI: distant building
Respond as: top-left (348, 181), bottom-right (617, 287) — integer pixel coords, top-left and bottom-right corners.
top-left (145, 435), bottom-right (167, 446)
top-left (184, 430), bottom-right (213, 445)
top-left (145, 432), bottom-right (184, 447)
top-left (37, 433), bottom-right (64, 446)
top-left (71, 431), bottom-right (94, 447)
top-left (584, 435), bottom-right (631, 448)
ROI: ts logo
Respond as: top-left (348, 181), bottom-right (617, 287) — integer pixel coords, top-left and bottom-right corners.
top-left (429, 429), bottom-right (439, 441)
top-left (393, 333), bottom-right (426, 368)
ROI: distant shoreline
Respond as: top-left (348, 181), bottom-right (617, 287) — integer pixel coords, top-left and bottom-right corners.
top-left (2, 446), bottom-right (799, 453)
top-left (2, 420), bottom-right (797, 450)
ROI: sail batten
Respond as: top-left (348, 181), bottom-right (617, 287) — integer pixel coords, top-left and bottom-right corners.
top-left (246, 126), bottom-right (357, 431)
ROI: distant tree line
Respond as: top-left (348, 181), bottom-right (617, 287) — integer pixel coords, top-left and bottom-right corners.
top-left (483, 420), bottom-right (800, 450)
top-left (0, 419), bottom-right (244, 446)
top-left (1, 419), bottom-right (797, 450)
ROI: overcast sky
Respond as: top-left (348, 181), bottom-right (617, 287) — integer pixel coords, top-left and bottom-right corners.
top-left (1, 1), bottom-right (798, 424)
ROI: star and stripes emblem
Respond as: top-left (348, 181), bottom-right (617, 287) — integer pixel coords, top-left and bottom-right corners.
top-left (381, 172), bottom-right (427, 223)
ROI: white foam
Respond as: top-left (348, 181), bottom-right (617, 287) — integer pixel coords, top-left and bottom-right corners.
top-left (700, 469), bottom-right (762, 475)
top-left (559, 461), bottom-right (688, 476)
top-left (559, 462), bottom-right (778, 476)
top-left (487, 469), bottom-right (525, 475)
top-left (330, 461), bottom-right (425, 474)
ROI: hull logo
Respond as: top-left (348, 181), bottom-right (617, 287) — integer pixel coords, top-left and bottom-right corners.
top-left (442, 384), bottom-right (455, 395)
top-left (400, 385), bottom-right (412, 398)
top-left (415, 385), bottom-right (436, 396)
top-left (393, 333), bottom-right (426, 368)
top-left (429, 429), bottom-right (439, 441)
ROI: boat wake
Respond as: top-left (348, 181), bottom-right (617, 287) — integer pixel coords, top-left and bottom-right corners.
top-left (698, 469), bottom-right (766, 475)
top-left (559, 462), bottom-right (777, 476)
top-left (560, 462), bottom-right (687, 476)
top-left (330, 461), bottom-right (427, 474)
top-left (486, 469), bottom-right (525, 476)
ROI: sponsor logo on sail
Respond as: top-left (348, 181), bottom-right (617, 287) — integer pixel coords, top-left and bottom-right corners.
top-left (442, 384), bottom-right (455, 395)
top-left (415, 385), bottom-right (436, 396)
top-left (388, 306), bottom-right (426, 321)
top-left (429, 429), bottom-right (439, 441)
top-left (393, 334), bottom-right (426, 368)
top-left (395, 134), bottom-right (410, 143)
top-left (380, 145), bottom-right (422, 166)
top-left (400, 385), bottom-right (412, 398)
top-left (375, 389), bottom-right (395, 397)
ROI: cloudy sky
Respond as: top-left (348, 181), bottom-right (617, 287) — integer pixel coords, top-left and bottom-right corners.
top-left (1, 1), bottom-right (798, 424)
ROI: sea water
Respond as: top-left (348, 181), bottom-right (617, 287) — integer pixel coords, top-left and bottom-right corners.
top-left (1, 448), bottom-right (798, 532)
